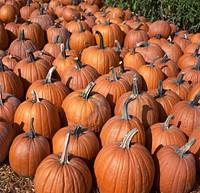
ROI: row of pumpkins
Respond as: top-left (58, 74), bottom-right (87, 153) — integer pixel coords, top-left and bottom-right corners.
top-left (0, 0), bottom-right (200, 192)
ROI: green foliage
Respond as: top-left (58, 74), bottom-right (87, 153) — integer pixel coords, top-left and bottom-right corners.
top-left (105, 0), bottom-right (200, 33)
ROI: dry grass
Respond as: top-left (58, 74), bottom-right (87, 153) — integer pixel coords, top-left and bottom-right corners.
top-left (0, 161), bottom-right (200, 193)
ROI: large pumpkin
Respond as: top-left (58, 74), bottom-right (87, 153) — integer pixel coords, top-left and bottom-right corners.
top-left (94, 129), bottom-right (155, 193)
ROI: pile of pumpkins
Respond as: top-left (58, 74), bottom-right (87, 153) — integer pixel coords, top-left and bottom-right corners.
top-left (0, 0), bottom-right (200, 192)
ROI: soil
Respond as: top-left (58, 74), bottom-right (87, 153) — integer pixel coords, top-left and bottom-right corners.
top-left (0, 161), bottom-right (200, 193)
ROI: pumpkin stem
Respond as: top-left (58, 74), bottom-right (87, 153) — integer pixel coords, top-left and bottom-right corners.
top-left (163, 114), bottom-right (174, 130)
top-left (189, 91), bottom-right (200, 107)
top-left (135, 23), bottom-right (143, 31)
top-left (90, 0), bottom-right (95, 5)
top-left (149, 56), bottom-right (159, 68)
top-left (174, 72), bottom-right (185, 85)
top-left (161, 54), bottom-right (168, 63)
top-left (39, 3), bottom-right (44, 15)
top-left (0, 85), bottom-right (4, 106)
top-left (156, 80), bottom-right (164, 97)
top-left (14, 15), bottom-right (18, 24)
top-left (31, 91), bottom-right (40, 103)
top-left (73, 15), bottom-right (78, 22)
top-left (136, 41), bottom-right (149, 48)
top-left (156, 34), bottom-right (161, 39)
top-left (66, 38), bottom-right (71, 51)
top-left (130, 47), bottom-right (136, 55)
top-left (70, 125), bottom-right (83, 138)
top-left (43, 66), bottom-right (57, 84)
top-left (60, 133), bottom-right (70, 164)
top-left (78, 20), bottom-right (85, 32)
top-left (131, 74), bottom-right (139, 98)
top-left (27, 51), bottom-right (36, 62)
top-left (81, 82), bottom-right (96, 100)
top-left (119, 61), bottom-right (125, 74)
top-left (18, 29), bottom-right (25, 42)
top-left (94, 31), bottom-right (105, 49)
top-left (115, 40), bottom-right (122, 52)
top-left (109, 67), bottom-right (118, 82)
top-left (24, 118), bottom-right (39, 139)
top-left (167, 36), bottom-right (174, 45)
top-left (54, 22), bottom-right (60, 28)
top-left (193, 44), bottom-right (200, 57)
top-left (105, 18), bottom-right (111, 26)
top-left (60, 43), bottom-right (67, 59)
top-left (121, 97), bottom-right (134, 120)
top-left (74, 57), bottom-right (83, 70)
top-left (194, 57), bottom-right (200, 71)
top-left (0, 58), bottom-right (4, 72)
top-left (119, 129), bottom-right (138, 149)
top-left (26, 0), bottom-right (31, 6)
top-left (175, 138), bottom-right (196, 158)
top-left (53, 35), bottom-right (60, 44)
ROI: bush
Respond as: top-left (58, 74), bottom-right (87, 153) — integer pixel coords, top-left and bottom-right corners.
top-left (105, 0), bottom-right (200, 33)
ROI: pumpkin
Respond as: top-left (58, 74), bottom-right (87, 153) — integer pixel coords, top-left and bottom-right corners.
top-left (124, 23), bottom-right (149, 49)
top-left (0, 58), bottom-right (24, 101)
top-left (94, 129), bottom-right (155, 193)
top-left (0, 117), bottom-right (15, 164)
top-left (14, 91), bottom-right (60, 139)
top-left (187, 83), bottom-right (200, 102)
top-left (0, 4), bottom-right (16, 24)
top-left (191, 33), bottom-right (200, 44)
top-left (148, 34), bottom-right (168, 47)
top-left (62, 7), bottom-right (81, 22)
top-left (123, 47), bottom-right (146, 72)
top-left (184, 43), bottom-right (200, 54)
top-left (9, 118), bottom-right (50, 177)
top-left (112, 40), bottom-right (129, 61)
top-left (173, 33), bottom-right (192, 52)
top-left (170, 91), bottom-right (200, 137)
top-left (145, 114), bottom-right (187, 154)
top-left (34, 133), bottom-right (92, 193)
top-left (0, 84), bottom-right (21, 125)
top-left (0, 21), bottom-right (9, 50)
top-left (137, 57), bottom-right (165, 91)
top-left (81, 30), bottom-right (119, 75)
top-left (14, 50), bottom-right (52, 92)
top-left (147, 80), bottom-right (181, 122)
top-left (162, 72), bottom-right (191, 100)
top-left (33, 50), bottom-right (55, 66)
top-left (2, 54), bottom-right (20, 71)
top-left (62, 82), bottom-right (111, 134)
top-left (154, 139), bottom-right (196, 193)
top-left (8, 29), bottom-right (38, 60)
top-left (114, 74), bottom-right (159, 129)
top-left (93, 67), bottom-right (131, 111)
top-left (100, 96), bottom-right (145, 147)
top-left (52, 124), bottom-right (100, 166)
top-left (61, 57), bottom-right (100, 91)
top-left (18, 20), bottom-right (46, 50)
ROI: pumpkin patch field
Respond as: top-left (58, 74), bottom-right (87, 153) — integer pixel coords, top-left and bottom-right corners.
top-left (0, 0), bottom-right (200, 192)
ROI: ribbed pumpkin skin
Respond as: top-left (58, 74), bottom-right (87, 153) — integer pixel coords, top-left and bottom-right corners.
top-left (9, 132), bottom-right (50, 177)
top-left (145, 121), bottom-right (187, 154)
top-left (154, 144), bottom-right (196, 193)
top-left (52, 125), bottom-right (100, 166)
top-left (14, 98), bottom-right (60, 139)
top-left (170, 100), bottom-right (200, 137)
top-left (61, 88), bottom-right (111, 134)
top-left (0, 117), bottom-right (15, 164)
top-left (94, 142), bottom-right (155, 193)
top-left (34, 153), bottom-right (92, 193)
top-left (187, 83), bottom-right (200, 102)
top-left (115, 91), bottom-right (159, 129)
top-left (100, 115), bottom-right (145, 147)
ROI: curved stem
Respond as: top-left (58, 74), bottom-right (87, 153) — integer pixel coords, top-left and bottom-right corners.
top-left (175, 138), bottom-right (196, 158)
top-left (60, 43), bottom-right (67, 59)
top-left (43, 66), bottom-right (57, 84)
top-left (31, 91), bottom-right (40, 103)
top-left (81, 82), bottom-right (96, 100)
top-left (70, 125), bottom-right (82, 138)
top-left (121, 97), bottom-right (133, 120)
top-left (66, 38), bottom-right (71, 51)
top-left (53, 35), bottom-right (60, 44)
top-left (115, 40), bottom-right (121, 52)
top-left (19, 29), bottom-right (25, 42)
top-left (194, 57), bottom-right (200, 71)
top-left (130, 47), bottom-right (136, 55)
top-left (136, 41), bottom-right (149, 48)
top-left (0, 58), bottom-right (4, 72)
top-left (0, 85), bottom-right (3, 106)
top-left (94, 31), bottom-right (105, 49)
top-left (156, 80), bottom-right (164, 97)
top-left (14, 15), bottom-right (18, 24)
top-left (59, 133), bottom-right (70, 165)
top-left (163, 114), bottom-right (174, 130)
top-left (149, 56), bottom-right (159, 68)
top-left (28, 51), bottom-right (36, 62)
top-left (189, 91), bottom-right (200, 107)
top-left (109, 67), bottom-right (118, 82)
top-left (135, 23), bottom-right (143, 30)
top-left (161, 54), bottom-right (168, 63)
top-left (119, 61), bottom-right (125, 74)
top-left (193, 44), bottom-right (200, 57)
top-left (24, 118), bottom-right (39, 139)
top-left (78, 20), bottom-right (85, 32)
top-left (74, 57), bottom-right (83, 70)
top-left (131, 74), bottom-right (139, 98)
top-left (119, 129), bottom-right (138, 149)
top-left (174, 72), bottom-right (185, 85)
